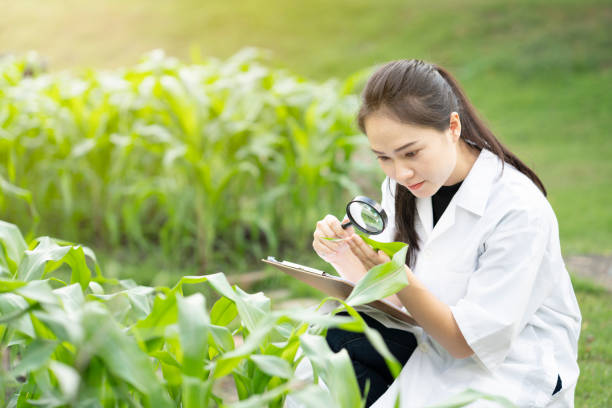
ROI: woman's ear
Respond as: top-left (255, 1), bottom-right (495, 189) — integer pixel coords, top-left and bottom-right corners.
top-left (449, 111), bottom-right (461, 142)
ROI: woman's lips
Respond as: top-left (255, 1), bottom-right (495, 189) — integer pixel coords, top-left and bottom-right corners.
top-left (408, 181), bottom-right (425, 190)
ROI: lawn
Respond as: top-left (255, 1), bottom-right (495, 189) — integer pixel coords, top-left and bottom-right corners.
top-left (572, 277), bottom-right (612, 406)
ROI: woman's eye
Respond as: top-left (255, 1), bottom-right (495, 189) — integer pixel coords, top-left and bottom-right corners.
top-left (377, 156), bottom-right (389, 162)
top-left (405, 150), bottom-right (419, 158)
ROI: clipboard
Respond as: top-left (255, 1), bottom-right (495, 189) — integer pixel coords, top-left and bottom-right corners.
top-left (262, 257), bottom-right (416, 325)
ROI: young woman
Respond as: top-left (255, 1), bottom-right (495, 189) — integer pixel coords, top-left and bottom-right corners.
top-left (311, 60), bottom-right (581, 407)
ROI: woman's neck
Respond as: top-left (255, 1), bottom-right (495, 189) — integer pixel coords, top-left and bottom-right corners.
top-left (444, 141), bottom-right (479, 186)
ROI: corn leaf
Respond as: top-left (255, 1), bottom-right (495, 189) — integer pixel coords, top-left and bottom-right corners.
top-left (345, 244), bottom-right (409, 307)
top-left (354, 230), bottom-right (407, 258)
top-left (250, 354), bottom-right (293, 379)
top-left (427, 388), bottom-right (516, 408)
top-left (299, 334), bottom-right (363, 408)
top-left (177, 294), bottom-right (210, 377)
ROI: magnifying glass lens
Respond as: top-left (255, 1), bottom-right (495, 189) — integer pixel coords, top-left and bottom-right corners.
top-left (347, 202), bottom-right (383, 232)
top-left (345, 196), bottom-right (387, 235)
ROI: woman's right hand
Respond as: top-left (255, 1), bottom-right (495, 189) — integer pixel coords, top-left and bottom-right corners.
top-left (312, 214), bottom-right (355, 263)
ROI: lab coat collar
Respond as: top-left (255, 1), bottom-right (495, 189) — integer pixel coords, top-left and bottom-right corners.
top-left (454, 148), bottom-right (502, 217)
top-left (416, 149), bottom-right (502, 242)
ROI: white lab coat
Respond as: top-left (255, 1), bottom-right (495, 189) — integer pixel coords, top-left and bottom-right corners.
top-left (285, 149), bottom-right (581, 408)
top-left (369, 149), bottom-right (581, 407)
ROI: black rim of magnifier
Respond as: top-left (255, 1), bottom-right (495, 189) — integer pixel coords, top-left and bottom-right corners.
top-left (344, 195), bottom-right (387, 235)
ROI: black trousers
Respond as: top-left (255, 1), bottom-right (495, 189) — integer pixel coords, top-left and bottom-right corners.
top-left (326, 312), bottom-right (563, 407)
top-left (325, 312), bottom-right (417, 407)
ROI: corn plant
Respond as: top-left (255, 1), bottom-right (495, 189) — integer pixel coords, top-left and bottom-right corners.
top-left (0, 50), bottom-right (373, 273)
top-left (0, 219), bottom-right (415, 407)
top-left (1, 219), bottom-right (517, 407)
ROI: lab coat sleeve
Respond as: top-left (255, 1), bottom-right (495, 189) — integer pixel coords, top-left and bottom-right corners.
top-left (450, 206), bottom-right (554, 372)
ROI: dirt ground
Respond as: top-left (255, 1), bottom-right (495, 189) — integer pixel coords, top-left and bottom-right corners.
top-left (565, 254), bottom-right (612, 291)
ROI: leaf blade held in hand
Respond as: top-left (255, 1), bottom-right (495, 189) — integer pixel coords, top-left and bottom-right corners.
top-left (345, 244), bottom-right (409, 307)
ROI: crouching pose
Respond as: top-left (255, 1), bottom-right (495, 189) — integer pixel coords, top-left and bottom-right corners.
top-left (312, 60), bottom-right (581, 407)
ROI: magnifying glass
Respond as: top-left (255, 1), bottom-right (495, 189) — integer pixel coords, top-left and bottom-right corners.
top-left (341, 196), bottom-right (387, 235)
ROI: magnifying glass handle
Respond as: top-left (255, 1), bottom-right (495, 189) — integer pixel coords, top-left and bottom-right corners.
top-left (341, 221), bottom-right (352, 229)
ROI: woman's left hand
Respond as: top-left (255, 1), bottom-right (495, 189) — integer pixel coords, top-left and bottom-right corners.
top-left (346, 234), bottom-right (391, 271)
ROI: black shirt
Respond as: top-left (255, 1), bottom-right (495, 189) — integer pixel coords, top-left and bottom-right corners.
top-left (431, 181), bottom-right (462, 226)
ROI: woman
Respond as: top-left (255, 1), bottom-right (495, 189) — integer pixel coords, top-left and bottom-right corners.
top-left (312, 60), bottom-right (581, 407)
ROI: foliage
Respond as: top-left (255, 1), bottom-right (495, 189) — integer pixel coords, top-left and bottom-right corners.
top-left (0, 220), bottom-right (401, 407)
top-left (0, 49), bottom-right (372, 272)
top-left (0, 220), bottom-right (520, 407)
top-left (353, 232), bottom-right (408, 259)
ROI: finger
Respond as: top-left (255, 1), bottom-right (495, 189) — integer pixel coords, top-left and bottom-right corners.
top-left (313, 239), bottom-right (335, 258)
top-left (313, 239), bottom-right (348, 261)
top-left (315, 234), bottom-right (339, 253)
top-left (326, 214), bottom-right (350, 238)
top-left (377, 249), bottom-right (391, 263)
top-left (314, 221), bottom-right (338, 250)
top-left (314, 226), bottom-right (348, 253)
top-left (353, 236), bottom-right (383, 269)
top-left (354, 235), bottom-right (379, 258)
top-left (318, 218), bottom-right (341, 239)
top-left (347, 236), bottom-right (375, 268)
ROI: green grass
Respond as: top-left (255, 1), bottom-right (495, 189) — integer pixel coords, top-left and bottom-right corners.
top-left (571, 276), bottom-right (612, 406)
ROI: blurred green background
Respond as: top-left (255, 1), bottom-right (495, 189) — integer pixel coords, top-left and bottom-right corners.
top-left (1, 0), bottom-right (611, 404)
top-left (3, 0), bottom-right (610, 255)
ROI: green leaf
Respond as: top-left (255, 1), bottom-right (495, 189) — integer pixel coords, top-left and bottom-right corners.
top-left (16, 280), bottom-right (58, 305)
top-left (281, 308), bottom-right (362, 332)
top-left (210, 295), bottom-right (238, 326)
top-left (177, 294), bottom-right (210, 377)
top-left (150, 350), bottom-right (181, 368)
top-left (288, 384), bottom-right (337, 408)
top-left (33, 306), bottom-right (84, 344)
top-left (132, 292), bottom-right (178, 341)
top-left (181, 375), bottom-right (212, 408)
top-left (318, 297), bottom-right (403, 379)
top-left (250, 354), bottom-right (293, 379)
top-left (299, 334), bottom-right (363, 408)
top-left (0, 293), bottom-right (35, 335)
top-left (0, 279), bottom-right (26, 293)
top-left (17, 238), bottom-right (92, 290)
top-left (214, 314), bottom-right (277, 378)
top-left (79, 302), bottom-right (174, 406)
top-left (354, 230), bottom-right (407, 258)
top-left (337, 300), bottom-right (402, 377)
top-left (54, 283), bottom-right (85, 314)
top-left (48, 361), bottom-right (80, 401)
top-left (90, 285), bottom-right (154, 320)
top-left (180, 273), bottom-right (269, 333)
top-left (345, 244), bottom-right (409, 307)
top-left (10, 339), bottom-right (58, 377)
top-left (427, 388), bottom-right (516, 408)
top-left (206, 323), bottom-right (235, 355)
top-left (233, 286), bottom-right (269, 332)
top-left (0, 220), bottom-right (27, 276)
top-left (229, 380), bottom-right (293, 408)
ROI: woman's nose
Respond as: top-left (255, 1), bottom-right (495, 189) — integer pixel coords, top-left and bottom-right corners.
top-left (395, 163), bottom-right (415, 181)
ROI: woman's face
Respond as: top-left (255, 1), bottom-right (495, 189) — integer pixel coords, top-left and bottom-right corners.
top-left (364, 111), bottom-right (461, 198)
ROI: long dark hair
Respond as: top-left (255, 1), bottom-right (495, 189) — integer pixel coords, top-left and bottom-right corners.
top-left (357, 60), bottom-right (546, 267)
